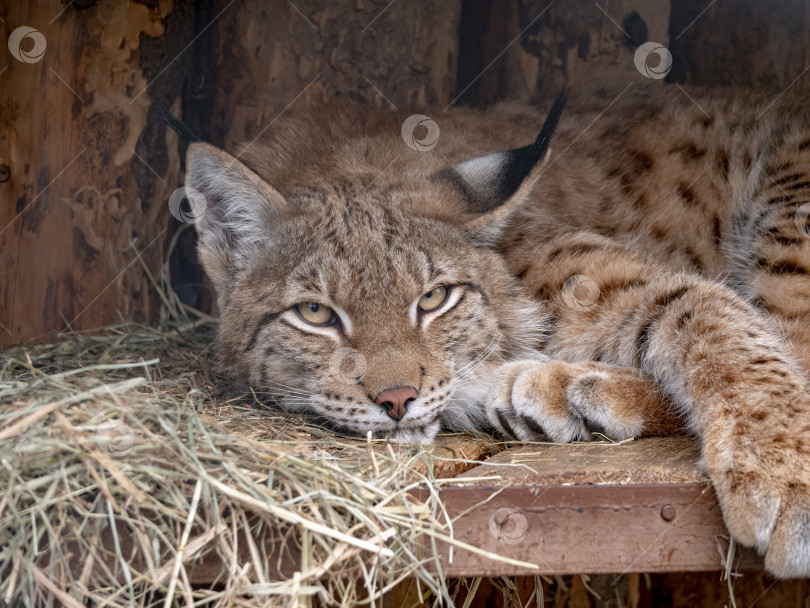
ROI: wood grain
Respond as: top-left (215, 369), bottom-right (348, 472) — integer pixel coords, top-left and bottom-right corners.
top-left (412, 483), bottom-right (762, 577)
top-left (87, 437), bottom-right (763, 583)
top-left (668, 0), bottom-right (810, 90)
top-left (454, 0), bottom-right (671, 107)
top-left (209, 0), bottom-right (464, 151)
top-left (0, 1), bottom-right (197, 346)
top-left (455, 436), bottom-right (707, 486)
top-left (407, 437), bottom-right (761, 577)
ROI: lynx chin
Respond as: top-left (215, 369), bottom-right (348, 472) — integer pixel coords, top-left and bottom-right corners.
top-left (180, 85), bottom-right (810, 579)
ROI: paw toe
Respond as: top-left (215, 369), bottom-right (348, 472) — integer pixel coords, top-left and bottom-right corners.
top-left (720, 477), bottom-right (780, 553)
top-left (765, 495), bottom-right (810, 578)
top-left (566, 373), bottom-right (644, 440)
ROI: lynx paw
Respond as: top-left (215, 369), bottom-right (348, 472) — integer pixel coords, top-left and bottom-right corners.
top-left (765, 491), bottom-right (810, 577)
top-left (486, 360), bottom-right (649, 442)
top-left (705, 425), bottom-right (810, 578)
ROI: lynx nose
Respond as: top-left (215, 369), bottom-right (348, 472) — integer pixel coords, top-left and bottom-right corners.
top-left (375, 386), bottom-right (418, 421)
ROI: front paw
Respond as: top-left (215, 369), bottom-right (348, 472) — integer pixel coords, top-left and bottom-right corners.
top-left (486, 360), bottom-right (653, 443)
top-left (705, 423), bottom-right (810, 578)
top-left (486, 361), bottom-right (592, 443)
top-left (765, 489), bottom-right (810, 577)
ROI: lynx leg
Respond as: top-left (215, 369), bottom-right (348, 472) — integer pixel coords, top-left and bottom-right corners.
top-left (486, 360), bottom-right (680, 442)
top-left (503, 225), bottom-right (810, 577)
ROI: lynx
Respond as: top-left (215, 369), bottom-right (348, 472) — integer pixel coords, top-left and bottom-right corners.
top-left (179, 85), bottom-right (810, 578)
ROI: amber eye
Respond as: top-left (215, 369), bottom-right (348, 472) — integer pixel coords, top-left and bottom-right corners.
top-left (418, 286), bottom-right (449, 312)
top-left (296, 302), bottom-right (335, 325)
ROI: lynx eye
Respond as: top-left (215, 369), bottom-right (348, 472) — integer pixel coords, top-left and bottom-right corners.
top-left (418, 286), bottom-right (449, 312)
top-left (295, 302), bottom-right (335, 325)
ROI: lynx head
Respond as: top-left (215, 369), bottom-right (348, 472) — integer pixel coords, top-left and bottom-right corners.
top-left (184, 95), bottom-right (565, 443)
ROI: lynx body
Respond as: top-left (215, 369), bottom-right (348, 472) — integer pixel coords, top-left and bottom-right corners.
top-left (185, 86), bottom-right (810, 577)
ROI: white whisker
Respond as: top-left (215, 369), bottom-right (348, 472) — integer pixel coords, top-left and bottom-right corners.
top-left (460, 343), bottom-right (499, 377)
top-left (257, 380), bottom-right (312, 396)
top-left (454, 333), bottom-right (500, 379)
top-left (455, 343), bottom-right (500, 386)
top-left (256, 394), bottom-right (312, 404)
top-left (255, 386), bottom-right (309, 394)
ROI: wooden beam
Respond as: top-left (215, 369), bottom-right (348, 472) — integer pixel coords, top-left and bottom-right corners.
top-left (407, 437), bottom-right (762, 576)
top-left (413, 483), bottom-right (760, 576)
top-left (182, 438), bottom-right (763, 579)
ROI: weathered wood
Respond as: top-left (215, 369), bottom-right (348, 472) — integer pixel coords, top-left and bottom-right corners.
top-left (0, 1), bottom-right (198, 346)
top-left (209, 0), bottom-right (464, 151)
top-left (409, 438), bottom-right (759, 577)
top-left (454, 0), bottom-right (671, 107)
top-left (413, 483), bottom-right (761, 577)
top-left (455, 436), bottom-right (707, 486)
top-left (86, 437), bottom-right (760, 584)
top-left (668, 0), bottom-right (810, 90)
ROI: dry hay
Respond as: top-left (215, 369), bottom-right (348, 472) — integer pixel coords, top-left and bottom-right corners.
top-left (0, 309), bottom-right (530, 607)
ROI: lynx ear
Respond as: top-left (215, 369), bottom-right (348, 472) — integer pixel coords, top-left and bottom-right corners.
top-left (438, 91), bottom-right (566, 246)
top-left (185, 142), bottom-right (291, 290)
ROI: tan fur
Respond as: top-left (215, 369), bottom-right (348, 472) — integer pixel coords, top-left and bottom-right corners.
top-left (186, 84), bottom-right (810, 577)
top-left (486, 360), bottom-right (680, 442)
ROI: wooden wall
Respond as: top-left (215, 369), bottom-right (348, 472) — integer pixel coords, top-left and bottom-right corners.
top-left (209, 0), bottom-right (463, 150)
top-left (455, 0), bottom-right (670, 107)
top-left (0, 1), bottom-right (204, 346)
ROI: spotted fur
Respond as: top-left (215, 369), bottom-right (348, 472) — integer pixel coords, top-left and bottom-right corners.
top-left (186, 84), bottom-right (810, 578)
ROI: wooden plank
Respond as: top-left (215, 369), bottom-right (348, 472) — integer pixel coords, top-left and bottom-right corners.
top-left (455, 437), bottom-right (708, 486)
top-left (406, 438), bottom-right (760, 576)
top-left (668, 0), bottom-right (810, 90)
top-left (412, 483), bottom-right (761, 576)
top-left (210, 0), bottom-right (464, 151)
top-left (401, 438), bottom-right (762, 576)
top-left (183, 438), bottom-right (761, 578)
top-left (0, 1), bottom-right (196, 346)
top-left (454, 0), bottom-right (671, 107)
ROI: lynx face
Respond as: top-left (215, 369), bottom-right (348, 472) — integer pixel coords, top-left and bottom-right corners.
top-left (184, 97), bottom-right (564, 442)
top-left (184, 97), bottom-right (564, 441)
top-left (223, 184), bottom-right (542, 442)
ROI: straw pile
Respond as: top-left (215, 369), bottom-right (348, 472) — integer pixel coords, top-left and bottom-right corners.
top-left (0, 303), bottom-right (515, 607)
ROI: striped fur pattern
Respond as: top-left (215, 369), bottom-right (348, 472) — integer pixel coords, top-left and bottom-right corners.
top-left (186, 84), bottom-right (810, 577)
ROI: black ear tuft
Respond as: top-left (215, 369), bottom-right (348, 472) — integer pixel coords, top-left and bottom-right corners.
top-left (492, 88), bottom-right (566, 202)
top-left (529, 89), bottom-right (567, 162)
top-left (435, 90), bottom-right (567, 213)
top-left (151, 103), bottom-right (201, 143)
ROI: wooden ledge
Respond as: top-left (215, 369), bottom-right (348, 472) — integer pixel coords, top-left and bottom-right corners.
top-left (454, 436), bottom-right (708, 486)
top-left (412, 437), bottom-right (763, 576)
